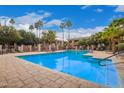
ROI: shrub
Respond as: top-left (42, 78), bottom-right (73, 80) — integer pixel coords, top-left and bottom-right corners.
top-left (117, 43), bottom-right (124, 51)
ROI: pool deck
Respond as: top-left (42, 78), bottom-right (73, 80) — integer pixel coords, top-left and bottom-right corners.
top-left (0, 51), bottom-right (101, 88)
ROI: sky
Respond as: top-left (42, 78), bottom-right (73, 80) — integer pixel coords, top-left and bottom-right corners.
top-left (0, 5), bottom-right (124, 40)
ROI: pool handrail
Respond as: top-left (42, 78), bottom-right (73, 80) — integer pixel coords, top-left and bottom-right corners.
top-left (98, 50), bottom-right (124, 66)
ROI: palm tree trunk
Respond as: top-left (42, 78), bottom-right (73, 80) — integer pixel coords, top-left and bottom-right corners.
top-left (37, 29), bottom-right (39, 44)
top-left (62, 29), bottom-right (64, 49)
top-left (68, 28), bottom-right (70, 49)
top-left (39, 28), bottom-right (40, 40)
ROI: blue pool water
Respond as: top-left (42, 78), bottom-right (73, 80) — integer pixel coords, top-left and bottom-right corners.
top-left (17, 50), bottom-right (122, 87)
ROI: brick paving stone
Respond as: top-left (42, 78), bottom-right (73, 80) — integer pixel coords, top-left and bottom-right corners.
top-left (0, 72), bottom-right (7, 77)
top-left (47, 74), bottom-right (60, 81)
top-left (6, 75), bottom-right (18, 81)
top-left (23, 78), bottom-right (35, 85)
top-left (67, 77), bottom-right (81, 85)
top-left (24, 81), bottom-right (41, 88)
top-left (87, 82), bottom-right (101, 88)
top-left (38, 79), bottom-right (51, 85)
top-left (33, 75), bottom-right (44, 82)
top-left (0, 77), bottom-right (6, 82)
top-left (59, 74), bottom-right (71, 81)
top-left (38, 74), bottom-right (48, 79)
top-left (61, 82), bottom-right (80, 88)
top-left (54, 78), bottom-right (66, 85)
top-left (7, 78), bottom-right (20, 84)
top-left (7, 81), bottom-right (24, 88)
top-left (0, 80), bottom-right (8, 88)
top-left (19, 74), bottom-right (32, 81)
top-left (39, 69), bottom-right (48, 74)
top-left (45, 81), bottom-right (62, 88)
top-left (28, 70), bottom-right (40, 76)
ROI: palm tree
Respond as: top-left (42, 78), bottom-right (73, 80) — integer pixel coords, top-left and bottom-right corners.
top-left (29, 25), bottom-right (34, 32)
top-left (35, 20), bottom-right (43, 43)
top-left (60, 22), bottom-right (66, 49)
top-left (34, 22), bottom-right (39, 39)
top-left (9, 18), bottom-right (16, 51)
top-left (103, 25), bottom-right (119, 51)
top-left (9, 18), bottom-right (15, 26)
top-left (66, 20), bottom-right (72, 40)
top-left (66, 20), bottom-right (72, 49)
top-left (110, 18), bottom-right (124, 43)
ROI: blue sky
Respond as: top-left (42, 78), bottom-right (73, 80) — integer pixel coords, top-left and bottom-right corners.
top-left (0, 5), bottom-right (124, 40)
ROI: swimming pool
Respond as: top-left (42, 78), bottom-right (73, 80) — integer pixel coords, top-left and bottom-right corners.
top-left (17, 50), bottom-right (122, 87)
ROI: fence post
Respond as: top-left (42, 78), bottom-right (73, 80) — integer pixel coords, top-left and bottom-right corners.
top-left (21, 45), bottom-right (24, 52)
top-left (49, 44), bottom-right (51, 51)
top-left (57, 44), bottom-right (59, 50)
top-left (29, 45), bottom-right (32, 52)
top-left (38, 44), bottom-right (41, 52)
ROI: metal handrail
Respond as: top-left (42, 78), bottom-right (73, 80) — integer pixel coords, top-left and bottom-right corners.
top-left (98, 50), bottom-right (124, 66)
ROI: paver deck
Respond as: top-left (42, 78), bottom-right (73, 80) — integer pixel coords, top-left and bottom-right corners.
top-left (0, 52), bottom-right (101, 88)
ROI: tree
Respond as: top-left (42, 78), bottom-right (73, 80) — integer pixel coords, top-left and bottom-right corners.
top-left (35, 20), bottom-right (43, 43)
top-left (47, 31), bottom-right (56, 44)
top-left (103, 25), bottom-right (120, 51)
top-left (41, 30), bottom-right (56, 45)
top-left (0, 26), bottom-right (21, 49)
top-left (66, 20), bottom-right (72, 49)
top-left (66, 20), bottom-right (72, 40)
top-left (60, 22), bottom-right (66, 49)
top-left (0, 26), bottom-right (7, 44)
top-left (7, 27), bottom-right (21, 45)
top-left (29, 25), bottom-right (34, 32)
top-left (9, 18), bottom-right (17, 50)
top-left (78, 38), bottom-right (87, 46)
top-left (17, 30), bottom-right (38, 45)
top-left (9, 18), bottom-right (15, 26)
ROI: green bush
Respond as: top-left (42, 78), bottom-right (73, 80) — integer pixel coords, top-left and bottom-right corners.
top-left (117, 43), bottom-right (124, 51)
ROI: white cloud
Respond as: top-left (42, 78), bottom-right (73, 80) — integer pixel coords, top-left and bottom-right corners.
top-left (0, 16), bottom-right (10, 25)
top-left (45, 19), bottom-right (62, 27)
top-left (13, 12), bottom-right (51, 35)
top-left (81, 5), bottom-right (91, 10)
top-left (14, 24), bottom-right (29, 30)
top-left (95, 8), bottom-right (103, 13)
top-left (0, 11), bottom-right (51, 31)
top-left (115, 5), bottom-right (124, 12)
top-left (56, 26), bottom-right (105, 40)
top-left (0, 11), bottom-right (52, 38)
top-left (15, 12), bottom-right (51, 25)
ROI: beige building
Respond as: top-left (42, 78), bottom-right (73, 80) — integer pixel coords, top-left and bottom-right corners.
top-left (68, 37), bottom-right (83, 49)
